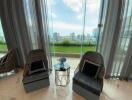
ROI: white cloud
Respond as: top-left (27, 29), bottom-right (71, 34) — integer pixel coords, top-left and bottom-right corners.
top-left (52, 13), bottom-right (57, 18)
top-left (62, 0), bottom-right (100, 14)
top-left (75, 0), bottom-right (100, 20)
top-left (47, 0), bottom-right (57, 19)
top-left (48, 12), bottom-right (57, 18)
top-left (47, 0), bottom-right (55, 8)
top-left (63, 0), bottom-right (82, 13)
top-left (49, 21), bottom-right (94, 35)
top-left (76, 13), bottom-right (83, 20)
top-left (86, 0), bottom-right (100, 14)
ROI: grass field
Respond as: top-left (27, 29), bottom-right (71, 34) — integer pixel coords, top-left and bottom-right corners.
top-left (0, 44), bottom-right (96, 54)
top-left (51, 45), bottom-right (96, 53)
top-left (0, 44), bottom-right (8, 52)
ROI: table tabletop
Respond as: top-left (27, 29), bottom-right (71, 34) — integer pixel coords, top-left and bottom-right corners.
top-left (54, 63), bottom-right (70, 71)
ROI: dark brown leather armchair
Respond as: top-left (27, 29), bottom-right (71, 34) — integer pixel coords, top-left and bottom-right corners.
top-left (73, 51), bottom-right (105, 100)
top-left (23, 49), bottom-right (50, 92)
top-left (23, 49), bottom-right (48, 76)
top-left (0, 49), bottom-right (17, 73)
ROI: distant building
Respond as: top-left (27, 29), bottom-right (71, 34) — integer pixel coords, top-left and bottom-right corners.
top-left (77, 34), bottom-right (81, 41)
top-left (70, 32), bottom-right (75, 41)
top-left (53, 32), bottom-right (60, 42)
top-left (91, 28), bottom-right (98, 44)
top-left (51, 29), bottom-right (99, 44)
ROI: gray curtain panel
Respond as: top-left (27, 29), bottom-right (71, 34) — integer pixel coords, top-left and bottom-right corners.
top-left (97, 0), bottom-right (122, 77)
top-left (120, 10), bottom-right (132, 80)
top-left (0, 0), bottom-right (32, 66)
top-left (110, 0), bottom-right (132, 79)
top-left (0, 0), bottom-right (51, 69)
top-left (97, 0), bottom-right (132, 80)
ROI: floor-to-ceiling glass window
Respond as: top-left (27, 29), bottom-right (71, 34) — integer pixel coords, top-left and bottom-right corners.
top-left (46, 0), bottom-right (101, 71)
top-left (0, 19), bottom-right (8, 53)
top-left (82, 0), bottom-right (100, 54)
top-left (47, 0), bottom-right (101, 56)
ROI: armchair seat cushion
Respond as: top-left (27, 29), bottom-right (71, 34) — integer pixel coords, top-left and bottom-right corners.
top-left (29, 60), bottom-right (46, 74)
top-left (73, 71), bottom-right (102, 95)
top-left (23, 71), bottom-right (49, 84)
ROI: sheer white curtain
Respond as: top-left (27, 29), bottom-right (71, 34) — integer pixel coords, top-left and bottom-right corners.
top-left (23, 0), bottom-right (39, 49)
top-left (23, 0), bottom-right (51, 70)
top-left (97, 0), bottom-right (132, 80)
top-left (36, 0), bottom-right (52, 70)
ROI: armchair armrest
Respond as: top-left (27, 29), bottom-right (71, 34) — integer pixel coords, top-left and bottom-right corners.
top-left (0, 62), bottom-right (6, 66)
top-left (98, 67), bottom-right (105, 92)
top-left (98, 67), bottom-right (105, 80)
top-left (23, 64), bottom-right (30, 76)
top-left (98, 78), bottom-right (103, 92)
top-left (74, 65), bottom-right (79, 75)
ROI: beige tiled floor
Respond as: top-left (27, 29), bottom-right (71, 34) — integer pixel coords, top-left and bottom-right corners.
top-left (0, 70), bottom-right (132, 100)
top-left (0, 57), bottom-right (132, 100)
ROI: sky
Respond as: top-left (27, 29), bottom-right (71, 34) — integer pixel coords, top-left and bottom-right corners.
top-left (0, 20), bottom-right (4, 37)
top-left (0, 0), bottom-right (101, 37)
top-left (47, 0), bottom-right (101, 36)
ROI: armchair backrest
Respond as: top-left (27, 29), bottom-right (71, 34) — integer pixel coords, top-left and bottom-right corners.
top-left (79, 51), bottom-right (105, 80)
top-left (24, 49), bottom-right (48, 76)
top-left (27, 49), bottom-right (48, 69)
top-left (4, 49), bottom-right (16, 66)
